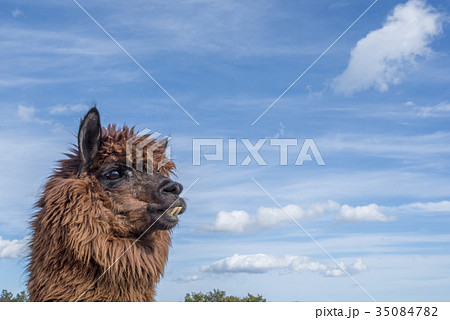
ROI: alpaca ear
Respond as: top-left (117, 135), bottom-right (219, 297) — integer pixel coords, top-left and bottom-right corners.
top-left (78, 107), bottom-right (102, 172)
top-left (158, 136), bottom-right (169, 151)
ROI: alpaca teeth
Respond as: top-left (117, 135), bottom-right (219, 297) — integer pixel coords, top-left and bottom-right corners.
top-left (167, 207), bottom-right (182, 216)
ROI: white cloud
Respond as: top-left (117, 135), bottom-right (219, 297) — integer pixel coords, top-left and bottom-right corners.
top-left (409, 101), bottom-right (450, 117)
top-left (200, 253), bottom-right (366, 278)
top-left (17, 105), bottom-right (36, 122)
top-left (204, 196), bottom-right (450, 235)
top-left (272, 122), bottom-right (285, 139)
top-left (338, 204), bottom-right (396, 222)
top-left (324, 258), bottom-right (367, 277)
top-left (16, 105), bottom-right (51, 125)
top-left (173, 275), bottom-right (202, 283)
top-left (398, 200), bottom-right (450, 213)
top-left (48, 104), bottom-right (88, 115)
top-left (12, 9), bottom-right (24, 18)
top-left (256, 201), bottom-right (339, 228)
top-left (0, 236), bottom-right (28, 259)
top-left (204, 201), bottom-right (397, 233)
top-left (207, 210), bottom-right (251, 233)
top-left (333, 0), bottom-right (442, 95)
top-left (204, 201), bottom-right (339, 233)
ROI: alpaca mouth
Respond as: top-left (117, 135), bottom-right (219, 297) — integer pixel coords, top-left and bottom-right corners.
top-left (161, 202), bottom-right (186, 222)
top-left (147, 198), bottom-right (186, 230)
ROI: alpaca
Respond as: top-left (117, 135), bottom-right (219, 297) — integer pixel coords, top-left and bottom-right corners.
top-left (27, 107), bottom-right (186, 301)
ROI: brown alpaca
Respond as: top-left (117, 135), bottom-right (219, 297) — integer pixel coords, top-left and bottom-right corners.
top-left (27, 107), bottom-right (186, 301)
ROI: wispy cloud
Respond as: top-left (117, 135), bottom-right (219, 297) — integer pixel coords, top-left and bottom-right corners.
top-left (16, 105), bottom-right (51, 125)
top-left (12, 9), bottom-right (24, 18)
top-left (48, 104), bottom-right (88, 115)
top-left (17, 105), bottom-right (36, 122)
top-left (406, 101), bottom-right (450, 117)
top-left (80, 0), bottom-right (314, 58)
top-left (0, 236), bottom-right (28, 259)
top-left (200, 253), bottom-right (367, 278)
top-left (397, 200), bottom-right (450, 213)
top-left (0, 25), bottom-right (135, 88)
top-left (272, 122), bottom-right (285, 139)
top-left (318, 131), bottom-right (450, 164)
top-left (172, 275), bottom-right (202, 283)
top-left (333, 0), bottom-right (443, 95)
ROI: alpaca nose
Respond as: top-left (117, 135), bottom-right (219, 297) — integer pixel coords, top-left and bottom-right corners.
top-left (160, 181), bottom-right (183, 196)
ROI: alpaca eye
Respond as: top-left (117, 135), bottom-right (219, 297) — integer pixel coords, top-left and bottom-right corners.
top-left (105, 169), bottom-right (122, 180)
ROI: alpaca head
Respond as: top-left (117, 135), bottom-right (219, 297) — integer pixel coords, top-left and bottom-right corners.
top-left (75, 107), bottom-right (186, 236)
top-left (28, 107), bottom-right (185, 301)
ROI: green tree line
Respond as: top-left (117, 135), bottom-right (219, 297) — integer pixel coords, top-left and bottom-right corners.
top-left (0, 288), bottom-right (265, 302)
top-left (185, 289), bottom-right (266, 302)
top-left (0, 289), bottom-right (29, 302)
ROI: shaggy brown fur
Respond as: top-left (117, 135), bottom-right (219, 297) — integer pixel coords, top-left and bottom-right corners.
top-left (27, 108), bottom-right (185, 301)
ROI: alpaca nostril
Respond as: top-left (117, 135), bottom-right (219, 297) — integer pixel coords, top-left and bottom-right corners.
top-left (160, 181), bottom-right (183, 196)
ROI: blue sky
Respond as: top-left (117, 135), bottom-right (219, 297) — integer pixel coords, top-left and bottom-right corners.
top-left (0, 0), bottom-right (449, 301)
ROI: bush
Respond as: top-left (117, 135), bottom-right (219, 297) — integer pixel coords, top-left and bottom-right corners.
top-left (184, 289), bottom-right (266, 302)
